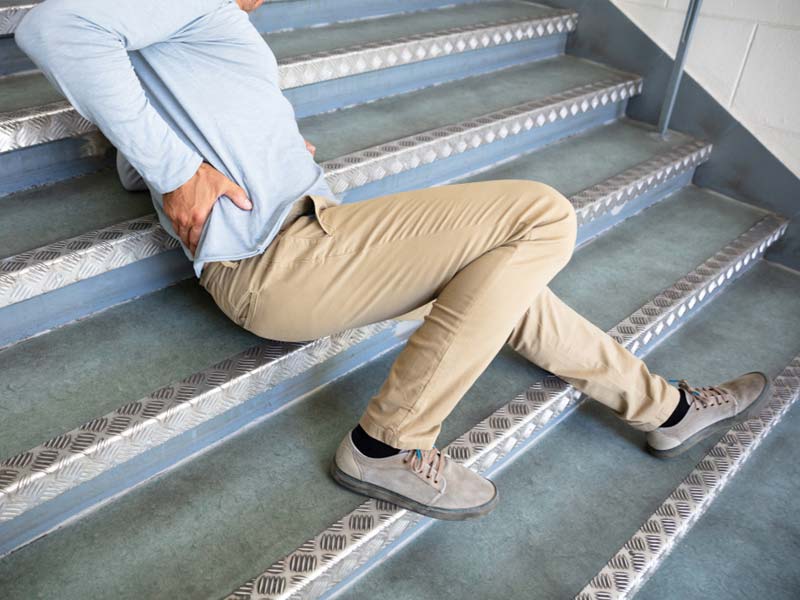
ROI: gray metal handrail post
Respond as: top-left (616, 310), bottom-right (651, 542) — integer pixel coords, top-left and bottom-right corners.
top-left (658, 0), bottom-right (703, 137)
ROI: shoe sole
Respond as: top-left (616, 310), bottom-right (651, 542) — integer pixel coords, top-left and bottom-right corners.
top-left (330, 460), bottom-right (499, 521)
top-left (647, 375), bottom-right (772, 459)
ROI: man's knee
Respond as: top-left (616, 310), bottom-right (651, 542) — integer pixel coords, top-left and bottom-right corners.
top-left (514, 180), bottom-right (577, 261)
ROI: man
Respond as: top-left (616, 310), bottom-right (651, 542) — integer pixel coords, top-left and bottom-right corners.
top-left (16, 0), bottom-right (769, 521)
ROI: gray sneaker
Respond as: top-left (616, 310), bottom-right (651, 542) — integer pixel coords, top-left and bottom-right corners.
top-left (647, 371), bottom-right (770, 458)
top-left (331, 433), bottom-right (498, 521)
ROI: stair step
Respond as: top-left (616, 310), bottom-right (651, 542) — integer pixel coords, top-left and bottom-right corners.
top-left (0, 56), bottom-right (643, 346)
top-left (335, 263), bottom-right (800, 600)
top-left (634, 351), bottom-right (800, 600)
top-left (0, 142), bottom-right (701, 555)
top-left (0, 2), bottom-right (574, 159)
top-left (0, 188), bottom-right (783, 594)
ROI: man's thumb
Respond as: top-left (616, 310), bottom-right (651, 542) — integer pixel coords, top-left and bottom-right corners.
top-left (223, 180), bottom-right (253, 210)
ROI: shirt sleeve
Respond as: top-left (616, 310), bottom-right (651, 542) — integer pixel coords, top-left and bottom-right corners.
top-left (14, 0), bottom-right (233, 194)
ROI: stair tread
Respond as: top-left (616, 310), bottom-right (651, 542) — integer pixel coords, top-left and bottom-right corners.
top-left (0, 280), bottom-right (258, 459)
top-left (0, 188), bottom-right (774, 599)
top-left (338, 263), bottom-right (800, 600)
top-left (638, 342), bottom-right (800, 600)
top-left (302, 55), bottom-right (631, 163)
top-left (0, 1), bottom-right (566, 115)
top-left (266, 1), bottom-right (557, 59)
top-left (0, 168), bottom-right (151, 258)
top-left (456, 117), bottom-right (693, 197)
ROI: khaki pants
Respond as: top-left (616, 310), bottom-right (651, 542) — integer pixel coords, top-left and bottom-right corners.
top-left (199, 180), bottom-right (679, 449)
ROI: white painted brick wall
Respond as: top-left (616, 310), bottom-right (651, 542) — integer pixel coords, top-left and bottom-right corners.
top-left (612, 0), bottom-right (800, 176)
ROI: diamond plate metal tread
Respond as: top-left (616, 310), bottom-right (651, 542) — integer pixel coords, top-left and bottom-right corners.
top-left (223, 215), bottom-right (788, 600)
top-left (0, 77), bottom-right (645, 310)
top-left (0, 2), bottom-right (33, 36)
top-left (276, 9), bottom-right (577, 89)
top-left (0, 320), bottom-right (393, 527)
top-left (0, 9), bottom-right (576, 153)
top-left (576, 355), bottom-right (800, 600)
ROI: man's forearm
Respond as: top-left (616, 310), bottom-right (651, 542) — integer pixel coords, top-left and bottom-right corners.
top-left (14, 0), bottom-right (228, 194)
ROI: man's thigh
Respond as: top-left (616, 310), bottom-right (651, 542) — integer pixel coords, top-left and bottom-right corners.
top-left (215, 179), bottom-right (562, 342)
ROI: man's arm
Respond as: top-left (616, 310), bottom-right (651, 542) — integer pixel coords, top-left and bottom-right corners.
top-left (14, 0), bottom-right (225, 195)
top-left (15, 0), bottom-right (255, 254)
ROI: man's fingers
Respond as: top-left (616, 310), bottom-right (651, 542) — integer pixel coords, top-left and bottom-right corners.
top-left (188, 224), bottom-right (203, 256)
top-left (305, 139), bottom-right (316, 157)
top-left (223, 180), bottom-right (253, 211)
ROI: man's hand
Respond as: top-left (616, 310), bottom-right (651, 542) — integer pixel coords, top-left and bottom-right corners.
top-left (236, 0), bottom-right (265, 12)
top-left (163, 162), bottom-right (252, 256)
top-left (305, 139), bottom-right (316, 158)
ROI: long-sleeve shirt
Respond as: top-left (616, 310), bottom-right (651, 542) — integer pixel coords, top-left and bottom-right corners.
top-left (15, 0), bottom-right (336, 278)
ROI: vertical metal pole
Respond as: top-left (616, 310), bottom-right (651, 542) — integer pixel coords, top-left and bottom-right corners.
top-left (658, 0), bottom-right (703, 138)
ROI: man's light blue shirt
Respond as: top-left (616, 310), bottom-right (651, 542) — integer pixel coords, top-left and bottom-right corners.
top-left (16, 0), bottom-right (336, 278)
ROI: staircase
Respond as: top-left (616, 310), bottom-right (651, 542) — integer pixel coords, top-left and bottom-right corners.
top-left (1, 1), bottom-right (799, 598)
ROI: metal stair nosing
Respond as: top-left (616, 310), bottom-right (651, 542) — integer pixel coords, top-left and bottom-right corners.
top-left (222, 215), bottom-right (788, 600)
top-left (0, 3), bottom-right (34, 37)
top-left (0, 10), bottom-right (577, 155)
top-left (0, 138), bottom-right (709, 556)
top-left (281, 10), bottom-right (578, 118)
top-left (576, 354), bottom-right (800, 600)
top-left (0, 77), bottom-right (646, 348)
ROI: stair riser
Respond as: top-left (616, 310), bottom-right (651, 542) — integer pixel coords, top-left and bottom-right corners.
top-left (0, 320), bottom-right (410, 558)
top-left (576, 169), bottom-right (692, 247)
top-left (287, 35), bottom-right (567, 119)
top-left (0, 132), bottom-right (112, 197)
top-left (0, 37), bottom-right (32, 77)
top-left (0, 250), bottom-right (191, 350)
top-left (233, 218), bottom-right (787, 600)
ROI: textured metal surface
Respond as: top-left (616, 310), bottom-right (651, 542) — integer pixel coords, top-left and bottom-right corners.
top-left (223, 215), bottom-right (787, 600)
top-left (576, 355), bottom-right (800, 600)
top-left (0, 321), bottom-right (392, 526)
top-left (277, 11), bottom-right (577, 89)
top-left (322, 77), bottom-right (642, 195)
top-left (0, 3), bottom-right (33, 36)
top-left (572, 140), bottom-right (711, 227)
top-left (0, 78), bottom-right (642, 310)
top-left (0, 215), bottom-right (177, 309)
top-left (0, 11), bottom-right (575, 153)
top-left (0, 100), bottom-right (95, 154)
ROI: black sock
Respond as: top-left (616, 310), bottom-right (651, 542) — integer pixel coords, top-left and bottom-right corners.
top-left (351, 424), bottom-right (402, 458)
top-left (660, 389), bottom-right (690, 428)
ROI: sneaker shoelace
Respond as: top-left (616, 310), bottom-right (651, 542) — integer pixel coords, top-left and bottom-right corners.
top-left (403, 448), bottom-right (445, 486)
top-left (670, 378), bottom-right (733, 410)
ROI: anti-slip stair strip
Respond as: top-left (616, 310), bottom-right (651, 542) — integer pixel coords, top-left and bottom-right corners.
top-left (576, 355), bottom-right (800, 600)
top-left (322, 76), bottom-right (642, 195)
top-left (0, 77), bottom-right (647, 310)
top-left (0, 10), bottom-right (575, 153)
top-left (0, 322), bottom-right (394, 529)
top-left (0, 2), bottom-right (32, 36)
top-left (278, 11), bottom-right (577, 89)
top-left (223, 215), bottom-right (788, 600)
